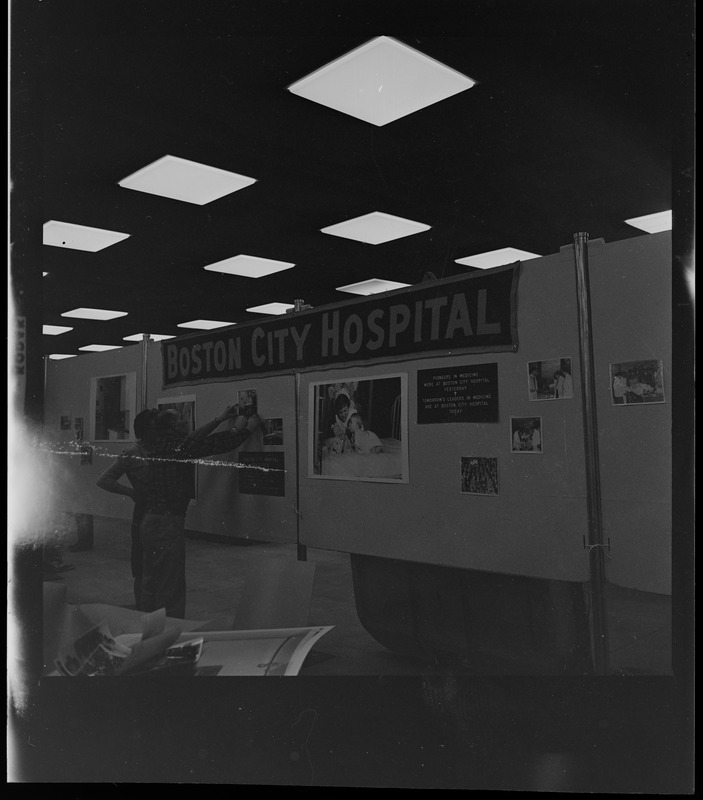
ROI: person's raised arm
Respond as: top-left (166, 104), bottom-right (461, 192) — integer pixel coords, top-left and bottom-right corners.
top-left (96, 458), bottom-right (138, 501)
top-left (187, 404), bottom-right (241, 442)
top-left (183, 411), bottom-right (263, 458)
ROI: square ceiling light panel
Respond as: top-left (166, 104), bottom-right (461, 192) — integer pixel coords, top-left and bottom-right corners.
top-left (336, 278), bottom-right (412, 296)
top-left (43, 325), bottom-right (73, 335)
top-left (118, 155), bottom-right (257, 205)
top-left (321, 212), bottom-right (431, 245)
top-left (203, 255), bottom-right (296, 278)
top-left (48, 354), bottom-right (77, 360)
top-left (78, 344), bottom-right (123, 352)
top-left (177, 319), bottom-right (236, 330)
top-left (123, 333), bottom-right (176, 342)
top-left (43, 220), bottom-right (130, 252)
top-left (624, 210), bottom-right (672, 233)
top-left (61, 308), bottom-right (128, 320)
top-left (455, 247), bottom-right (542, 269)
top-left (246, 303), bottom-right (295, 315)
top-left (288, 35), bottom-right (476, 126)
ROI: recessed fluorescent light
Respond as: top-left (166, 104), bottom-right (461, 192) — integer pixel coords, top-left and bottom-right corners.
top-left (122, 333), bottom-right (176, 342)
top-left (455, 247), bottom-right (542, 269)
top-left (321, 211), bottom-right (431, 244)
top-left (61, 307), bottom-right (128, 320)
top-left (288, 35), bottom-right (476, 126)
top-left (203, 254), bottom-right (295, 278)
top-left (176, 320), bottom-right (236, 330)
top-left (43, 220), bottom-right (131, 252)
top-left (336, 278), bottom-right (412, 295)
top-left (78, 344), bottom-right (123, 352)
top-left (43, 272), bottom-right (49, 277)
top-left (48, 354), bottom-right (77, 360)
top-left (118, 155), bottom-right (257, 205)
top-left (43, 324), bottom-right (73, 335)
top-left (624, 210), bottom-right (672, 233)
top-left (246, 303), bottom-right (295, 316)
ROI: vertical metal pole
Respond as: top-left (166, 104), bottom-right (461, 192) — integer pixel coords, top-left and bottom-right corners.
top-left (572, 232), bottom-right (610, 675)
top-left (294, 371), bottom-right (307, 561)
top-left (140, 334), bottom-right (149, 412)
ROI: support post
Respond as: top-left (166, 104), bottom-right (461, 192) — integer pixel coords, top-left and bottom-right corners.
top-left (140, 334), bottom-right (150, 412)
top-left (572, 232), bottom-right (610, 675)
top-left (294, 371), bottom-right (307, 561)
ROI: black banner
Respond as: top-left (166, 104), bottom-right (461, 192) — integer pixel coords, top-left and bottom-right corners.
top-left (162, 265), bottom-right (518, 387)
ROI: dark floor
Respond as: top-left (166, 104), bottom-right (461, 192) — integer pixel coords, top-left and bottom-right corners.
top-left (43, 514), bottom-right (672, 676)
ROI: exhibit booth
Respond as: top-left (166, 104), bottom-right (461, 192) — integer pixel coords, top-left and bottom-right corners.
top-left (43, 231), bottom-right (672, 674)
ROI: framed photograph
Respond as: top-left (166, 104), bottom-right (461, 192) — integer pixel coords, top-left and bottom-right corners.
top-left (237, 388), bottom-right (258, 417)
top-left (510, 416), bottom-right (543, 453)
top-left (157, 395), bottom-right (197, 499)
top-left (262, 418), bottom-right (283, 446)
top-left (610, 359), bottom-right (665, 406)
top-left (527, 357), bottom-right (573, 400)
top-left (90, 372), bottom-right (137, 441)
top-left (461, 457), bottom-right (499, 495)
top-left (309, 373), bottom-right (408, 483)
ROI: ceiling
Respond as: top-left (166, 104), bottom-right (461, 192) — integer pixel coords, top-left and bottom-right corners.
top-left (10, 0), bottom-right (690, 357)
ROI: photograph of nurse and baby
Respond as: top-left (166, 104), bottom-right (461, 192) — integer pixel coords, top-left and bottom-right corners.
top-left (310, 373), bottom-right (408, 482)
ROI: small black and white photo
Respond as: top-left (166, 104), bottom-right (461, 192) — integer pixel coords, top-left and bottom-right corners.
top-left (610, 359), bottom-right (665, 405)
top-left (528, 358), bottom-right (573, 400)
top-left (510, 416), bottom-right (543, 453)
top-left (237, 388), bottom-right (258, 417)
top-left (262, 418), bottom-right (283, 446)
top-left (460, 456), bottom-right (499, 495)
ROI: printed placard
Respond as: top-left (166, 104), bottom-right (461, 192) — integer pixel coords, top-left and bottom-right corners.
top-left (238, 452), bottom-right (285, 496)
top-left (417, 363), bottom-right (499, 423)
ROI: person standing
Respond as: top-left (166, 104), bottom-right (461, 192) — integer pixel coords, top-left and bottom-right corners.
top-left (549, 370), bottom-right (565, 399)
top-left (560, 368), bottom-right (574, 399)
top-left (96, 408), bottom-right (158, 609)
top-left (612, 372), bottom-right (629, 404)
top-left (528, 366), bottom-right (540, 400)
top-left (139, 405), bottom-right (261, 619)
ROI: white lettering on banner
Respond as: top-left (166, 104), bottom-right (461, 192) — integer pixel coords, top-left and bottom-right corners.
top-left (200, 341), bottom-right (213, 371)
top-left (343, 314), bottom-right (363, 354)
top-left (162, 268), bottom-right (516, 386)
top-left (228, 338), bottom-right (242, 370)
top-left (191, 343), bottom-right (202, 374)
top-left (273, 329), bottom-right (288, 362)
top-left (389, 304), bottom-right (411, 347)
top-left (179, 348), bottom-right (190, 376)
top-left (414, 300), bottom-right (423, 342)
top-left (477, 289), bottom-right (502, 335)
top-left (266, 331), bottom-right (274, 364)
top-left (366, 309), bottom-right (385, 350)
top-left (321, 311), bottom-right (339, 358)
top-left (252, 328), bottom-right (266, 367)
top-left (424, 297), bottom-right (448, 340)
top-left (167, 345), bottom-right (178, 379)
top-left (445, 293), bottom-right (474, 338)
top-left (214, 340), bottom-right (227, 371)
top-left (290, 323), bottom-right (311, 360)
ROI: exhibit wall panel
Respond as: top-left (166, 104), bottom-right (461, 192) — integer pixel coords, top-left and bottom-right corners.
top-left (43, 344), bottom-right (144, 520)
top-left (298, 250), bottom-right (592, 582)
top-left (43, 342), bottom-right (299, 543)
top-left (146, 343), bottom-right (297, 542)
top-left (588, 232), bottom-right (672, 593)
